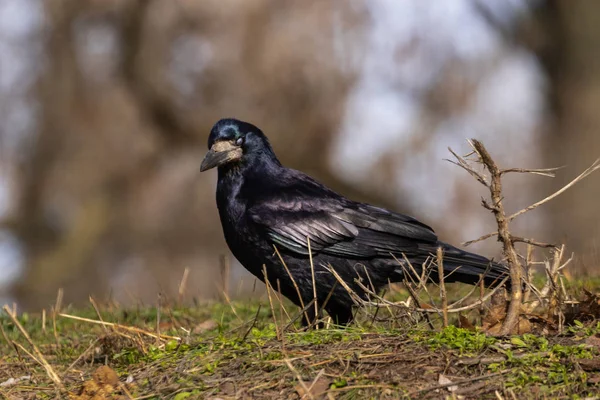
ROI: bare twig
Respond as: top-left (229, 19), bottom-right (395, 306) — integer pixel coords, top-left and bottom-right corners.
top-left (446, 148), bottom-right (488, 186)
top-left (462, 231), bottom-right (498, 247)
top-left (524, 245), bottom-right (572, 314)
top-left (511, 236), bottom-right (557, 249)
top-left (508, 158), bottom-right (600, 221)
top-left (357, 276), bottom-right (508, 314)
top-left (500, 166), bottom-right (563, 177)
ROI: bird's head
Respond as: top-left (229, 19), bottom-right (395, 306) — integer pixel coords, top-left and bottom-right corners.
top-left (200, 118), bottom-right (280, 172)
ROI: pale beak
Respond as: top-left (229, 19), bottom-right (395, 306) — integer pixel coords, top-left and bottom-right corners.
top-left (200, 141), bottom-right (243, 171)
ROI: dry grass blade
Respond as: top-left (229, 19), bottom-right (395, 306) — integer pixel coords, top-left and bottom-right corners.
top-left (3, 305), bottom-right (65, 391)
top-left (219, 255), bottom-right (230, 298)
top-left (307, 236), bottom-right (319, 327)
top-left (508, 158), bottom-right (600, 221)
top-left (262, 264), bottom-right (281, 340)
top-left (89, 296), bottom-right (109, 333)
top-left (241, 304), bottom-right (262, 342)
top-left (58, 313), bottom-right (181, 341)
top-left (222, 289), bottom-right (242, 322)
top-left (409, 370), bottom-right (510, 396)
top-left (284, 358), bottom-right (314, 400)
top-left (274, 245), bottom-right (310, 327)
top-left (156, 293), bottom-right (162, 346)
top-left (306, 368), bottom-right (326, 395)
top-left (275, 279), bottom-right (293, 323)
top-left (447, 263), bottom-right (497, 309)
top-left (178, 267), bottom-right (190, 305)
top-left (284, 299), bottom-right (317, 331)
top-left (524, 245), bottom-right (572, 314)
top-left (54, 288), bottom-right (63, 314)
top-left (67, 338), bottom-right (101, 370)
top-left (436, 247), bottom-right (448, 327)
top-left (355, 275), bottom-right (508, 314)
top-left (324, 266), bottom-right (362, 305)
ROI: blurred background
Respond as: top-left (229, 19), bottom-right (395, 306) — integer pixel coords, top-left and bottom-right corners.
top-left (0, 0), bottom-right (598, 310)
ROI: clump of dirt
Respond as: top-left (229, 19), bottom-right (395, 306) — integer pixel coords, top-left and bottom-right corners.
top-left (72, 366), bottom-right (124, 400)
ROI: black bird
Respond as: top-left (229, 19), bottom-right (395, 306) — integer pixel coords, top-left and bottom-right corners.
top-left (200, 118), bottom-right (509, 326)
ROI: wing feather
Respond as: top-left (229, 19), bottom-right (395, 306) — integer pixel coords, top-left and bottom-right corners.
top-left (249, 194), bottom-right (438, 259)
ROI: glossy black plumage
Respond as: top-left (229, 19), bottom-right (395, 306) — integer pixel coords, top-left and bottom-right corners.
top-left (201, 118), bottom-right (509, 326)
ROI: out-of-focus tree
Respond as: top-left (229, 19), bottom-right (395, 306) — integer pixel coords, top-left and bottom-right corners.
top-left (531, 1), bottom-right (600, 271)
top-left (479, 0), bottom-right (600, 270)
top-left (6, 0), bottom-right (383, 309)
top-left (2, 0), bottom-right (598, 311)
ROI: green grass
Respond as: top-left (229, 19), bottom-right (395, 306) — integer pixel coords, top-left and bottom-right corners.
top-left (1, 285), bottom-right (600, 399)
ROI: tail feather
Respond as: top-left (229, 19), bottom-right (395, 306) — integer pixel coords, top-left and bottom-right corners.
top-left (393, 242), bottom-right (510, 288)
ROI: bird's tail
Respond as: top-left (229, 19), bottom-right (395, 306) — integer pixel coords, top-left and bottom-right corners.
top-left (394, 242), bottom-right (510, 288)
top-left (434, 242), bottom-right (510, 288)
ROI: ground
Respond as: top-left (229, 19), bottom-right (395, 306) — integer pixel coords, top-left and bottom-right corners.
top-left (1, 280), bottom-right (600, 399)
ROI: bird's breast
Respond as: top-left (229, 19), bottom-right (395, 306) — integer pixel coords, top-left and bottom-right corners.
top-left (216, 185), bottom-right (263, 270)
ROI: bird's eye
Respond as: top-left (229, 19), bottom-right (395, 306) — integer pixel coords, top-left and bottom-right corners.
top-left (235, 137), bottom-right (244, 146)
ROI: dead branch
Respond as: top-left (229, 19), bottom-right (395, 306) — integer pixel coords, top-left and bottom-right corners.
top-left (448, 138), bottom-right (598, 335)
top-left (469, 139), bottom-right (523, 336)
top-left (510, 236), bottom-right (558, 249)
top-left (462, 231), bottom-right (498, 247)
top-left (446, 148), bottom-right (488, 186)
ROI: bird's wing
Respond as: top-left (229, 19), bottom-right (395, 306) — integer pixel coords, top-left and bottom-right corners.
top-left (248, 196), bottom-right (438, 259)
top-left (248, 198), bottom-right (359, 256)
